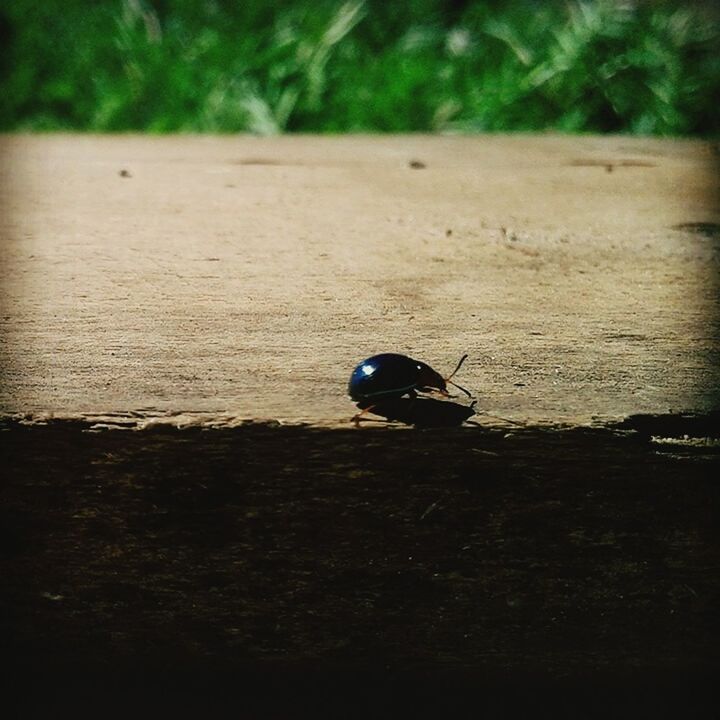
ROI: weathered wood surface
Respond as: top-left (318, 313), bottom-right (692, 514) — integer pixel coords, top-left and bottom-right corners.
top-left (1, 135), bottom-right (718, 425)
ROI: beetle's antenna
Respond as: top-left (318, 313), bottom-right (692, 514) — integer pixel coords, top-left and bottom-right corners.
top-left (445, 354), bottom-right (473, 398)
top-left (446, 353), bottom-right (468, 381)
top-left (448, 379), bottom-right (473, 398)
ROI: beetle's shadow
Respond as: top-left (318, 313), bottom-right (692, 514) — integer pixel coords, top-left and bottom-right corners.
top-left (361, 397), bottom-right (476, 428)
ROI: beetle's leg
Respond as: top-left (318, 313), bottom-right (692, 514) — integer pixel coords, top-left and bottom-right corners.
top-left (448, 380), bottom-right (473, 398)
top-left (422, 386), bottom-right (450, 398)
top-left (351, 405), bottom-right (377, 426)
top-left (405, 388), bottom-right (419, 412)
top-left (422, 381), bottom-right (472, 400)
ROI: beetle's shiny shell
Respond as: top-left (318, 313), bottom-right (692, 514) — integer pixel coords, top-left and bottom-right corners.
top-left (348, 353), bottom-right (423, 402)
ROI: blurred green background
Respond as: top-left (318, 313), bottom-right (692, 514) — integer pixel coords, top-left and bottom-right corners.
top-left (1, 0), bottom-right (718, 135)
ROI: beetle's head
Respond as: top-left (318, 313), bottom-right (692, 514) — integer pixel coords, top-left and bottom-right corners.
top-left (416, 361), bottom-right (447, 393)
top-left (417, 354), bottom-right (473, 398)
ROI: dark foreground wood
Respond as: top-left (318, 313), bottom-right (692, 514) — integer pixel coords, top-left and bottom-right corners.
top-left (1, 416), bottom-right (719, 716)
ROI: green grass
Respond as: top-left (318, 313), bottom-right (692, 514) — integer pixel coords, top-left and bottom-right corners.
top-left (1, 0), bottom-right (718, 135)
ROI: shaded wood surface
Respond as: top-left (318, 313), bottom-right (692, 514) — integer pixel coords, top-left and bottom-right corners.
top-left (2, 418), bottom-right (719, 713)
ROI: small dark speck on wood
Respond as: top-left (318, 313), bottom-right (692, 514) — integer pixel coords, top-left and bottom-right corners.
top-left (672, 222), bottom-right (720, 239)
top-left (409, 160), bottom-right (426, 169)
top-left (119, 169), bottom-right (132, 178)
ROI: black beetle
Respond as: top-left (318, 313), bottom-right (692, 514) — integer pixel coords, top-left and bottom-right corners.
top-left (348, 353), bottom-right (472, 424)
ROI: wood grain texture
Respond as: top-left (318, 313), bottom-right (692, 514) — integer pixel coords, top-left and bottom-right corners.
top-left (1, 135), bottom-right (718, 425)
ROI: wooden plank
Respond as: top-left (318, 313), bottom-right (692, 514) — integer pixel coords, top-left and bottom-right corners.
top-left (1, 135), bottom-right (719, 709)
